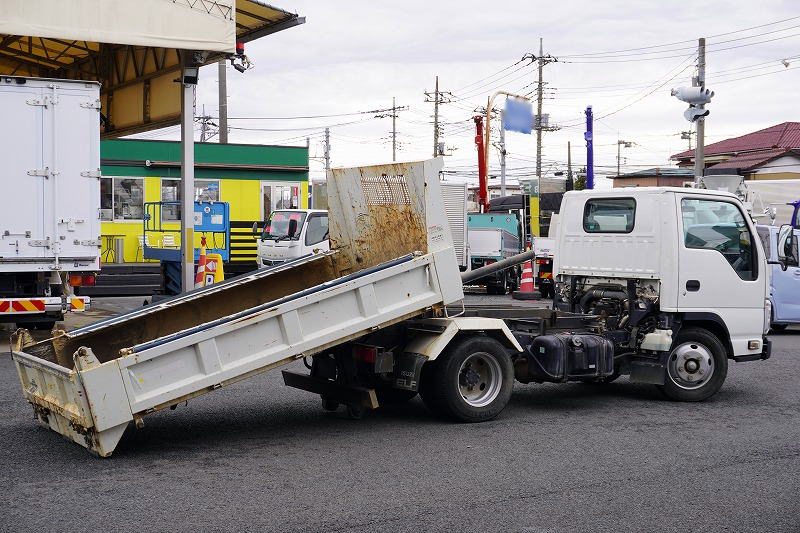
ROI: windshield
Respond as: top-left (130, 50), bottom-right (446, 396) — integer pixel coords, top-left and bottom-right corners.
top-left (263, 211), bottom-right (307, 240)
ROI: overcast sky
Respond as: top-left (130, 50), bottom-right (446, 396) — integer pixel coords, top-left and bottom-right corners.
top-left (158, 1), bottom-right (799, 188)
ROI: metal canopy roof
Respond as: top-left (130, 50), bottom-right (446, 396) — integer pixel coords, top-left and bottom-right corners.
top-left (0, 1), bottom-right (304, 137)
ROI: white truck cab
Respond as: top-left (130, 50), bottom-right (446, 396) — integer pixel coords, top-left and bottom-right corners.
top-left (255, 209), bottom-right (330, 266)
top-left (554, 187), bottom-right (780, 399)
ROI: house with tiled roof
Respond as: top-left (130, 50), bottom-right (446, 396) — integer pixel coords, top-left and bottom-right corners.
top-left (671, 122), bottom-right (800, 180)
top-left (611, 167), bottom-right (695, 188)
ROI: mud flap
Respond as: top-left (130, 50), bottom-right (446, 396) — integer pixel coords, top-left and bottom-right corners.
top-left (393, 353), bottom-right (427, 391)
top-left (628, 353), bottom-right (668, 385)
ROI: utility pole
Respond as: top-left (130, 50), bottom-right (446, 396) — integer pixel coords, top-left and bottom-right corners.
top-left (681, 129), bottom-right (694, 151)
top-left (567, 141), bottom-right (573, 191)
top-left (218, 60), bottom-right (228, 143)
top-left (616, 139), bottom-right (632, 177)
top-left (523, 39), bottom-right (557, 180)
top-left (424, 76), bottom-right (452, 157)
top-left (200, 105), bottom-right (209, 142)
top-left (694, 37), bottom-right (706, 183)
top-left (392, 96), bottom-right (397, 161)
top-left (433, 76), bottom-right (439, 157)
top-left (374, 101), bottom-right (408, 161)
top-left (499, 111), bottom-right (507, 196)
top-left (585, 105), bottom-right (594, 190)
top-left (323, 127), bottom-right (330, 173)
top-left (535, 38), bottom-right (544, 180)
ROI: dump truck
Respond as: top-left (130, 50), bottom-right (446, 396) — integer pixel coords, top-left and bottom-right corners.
top-left (11, 160), bottom-right (786, 457)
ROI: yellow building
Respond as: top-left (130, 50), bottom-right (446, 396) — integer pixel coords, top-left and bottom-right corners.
top-left (100, 139), bottom-right (309, 270)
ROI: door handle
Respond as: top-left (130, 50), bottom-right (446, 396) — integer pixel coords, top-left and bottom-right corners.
top-left (686, 280), bottom-right (701, 292)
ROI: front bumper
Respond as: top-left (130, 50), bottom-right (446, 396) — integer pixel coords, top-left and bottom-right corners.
top-left (733, 337), bottom-right (771, 362)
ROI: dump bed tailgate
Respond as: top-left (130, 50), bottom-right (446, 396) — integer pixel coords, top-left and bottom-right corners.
top-left (12, 349), bottom-right (130, 456)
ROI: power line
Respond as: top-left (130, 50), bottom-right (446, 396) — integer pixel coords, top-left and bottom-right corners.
top-left (450, 57), bottom-right (527, 93)
top-left (558, 54), bottom-right (697, 127)
top-left (451, 60), bottom-right (535, 100)
top-left (559, 15), bottom-right (800, 58)
top-left (212, 107), bottom-right (405, 120)
top-left (225, 116), bottom-right (381, 132)
top-left (562, 31), bottom-right (800, 64)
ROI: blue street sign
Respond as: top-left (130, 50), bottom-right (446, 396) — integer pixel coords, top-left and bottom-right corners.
top-left (504, 98), bottom-right (533, 134)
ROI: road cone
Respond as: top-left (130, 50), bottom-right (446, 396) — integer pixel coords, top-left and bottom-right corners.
top-left (194, 236), bottom-right (208, 288)
top-left (512, 259), bottom-right (537, 300)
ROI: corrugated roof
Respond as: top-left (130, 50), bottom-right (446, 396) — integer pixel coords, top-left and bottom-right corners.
top-left (611, 167), bottom-right (694, 179)
top-left (707, 148), bottom-right (795, 170)
top-left (671, 122), bottom-right (800, 160)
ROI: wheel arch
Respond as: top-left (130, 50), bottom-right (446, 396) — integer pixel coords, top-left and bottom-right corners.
top-left (678, 313), bottom-right (734, 359)
top-left (403, 317), bottom-right (523, 362)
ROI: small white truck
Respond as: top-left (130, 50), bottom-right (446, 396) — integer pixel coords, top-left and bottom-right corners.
top-left (11, 161), bottom-right (785, 457)
top-left (0, 76), bottom-right (98, 328)
top-left (255, 209), bottom-right (330, 266)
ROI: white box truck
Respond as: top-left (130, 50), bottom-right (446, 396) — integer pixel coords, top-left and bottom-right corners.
top-left (0, 76), bottom-right (99, 328)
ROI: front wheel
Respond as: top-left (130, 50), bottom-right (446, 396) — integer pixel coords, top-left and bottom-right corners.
top-left (419, 336), bottom-right (513, 422)
top-left (657, 327), bottom-right (728, 402)
top-left (770, 323), bottom-right (788, 332)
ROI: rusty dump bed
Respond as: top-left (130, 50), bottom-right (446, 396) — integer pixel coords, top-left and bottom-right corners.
top-left (18, 159), bottom-right (446, 368)
top-left (10, 158), bottom-right (464, 457)
top-left (20, 252), bottom-right (342, 369)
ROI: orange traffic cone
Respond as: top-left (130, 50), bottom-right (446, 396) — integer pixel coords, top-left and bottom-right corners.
top-left (512, 259), bottom-right (537, 300)
top-left (194, 236), bottom-right (208, 288)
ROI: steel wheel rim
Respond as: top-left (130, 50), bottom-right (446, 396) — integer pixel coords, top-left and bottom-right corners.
top-left (458, 352), bottom-right (502, 407)
top-left (667, 341), bottom-right (714, 390)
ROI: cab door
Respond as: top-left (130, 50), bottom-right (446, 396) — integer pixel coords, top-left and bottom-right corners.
top-left (676, 194), bottom-right (767, 354)
top-left (772, 228), bottom-right (800, 322)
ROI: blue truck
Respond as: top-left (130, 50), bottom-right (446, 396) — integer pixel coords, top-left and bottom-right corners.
top-left (758, 223), bottom-right (800, 331)
top-left (757, 200), bottom-right (800, 331)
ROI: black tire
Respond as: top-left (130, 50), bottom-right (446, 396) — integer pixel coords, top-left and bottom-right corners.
top-left (375, 388), bottom-right (418, 406)
top-left (770, 323), bottom-right (788, 332)
top-left (344, 403), bottom-right (365, 419)
top-left (321, 396), bottom-right (339, 412)
top-left (419, 336), bottom-right (514, 422)
top-left (657, 327), bottom-right (728, 402)
top-left (485, 284), bottom-right (500, 295)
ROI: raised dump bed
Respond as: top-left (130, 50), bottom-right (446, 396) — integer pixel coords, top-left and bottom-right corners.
top-left (12, 159), bottom-right (464, 456)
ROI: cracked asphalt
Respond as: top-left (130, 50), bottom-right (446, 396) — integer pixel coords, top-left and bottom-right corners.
top-left (1, 296), bottom-right (798, 532)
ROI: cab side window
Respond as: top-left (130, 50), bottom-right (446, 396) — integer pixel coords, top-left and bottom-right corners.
top-left (583, 198), bottom-right (636, 233)
top-left (305, 214), bottom-right (329, 246)
top-left (681, 198), bottom-right (757, 281)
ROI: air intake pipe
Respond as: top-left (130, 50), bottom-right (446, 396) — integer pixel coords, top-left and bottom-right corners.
top-left (578, 288), bottom-right (628, 313)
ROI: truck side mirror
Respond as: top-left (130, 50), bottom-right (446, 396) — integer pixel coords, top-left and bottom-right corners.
top-left (252, 222), bottom-right (260, 237)
top-left (288, 218), bottom-right (299, 239)
top-left (777, 224), bottom-right (798, 270)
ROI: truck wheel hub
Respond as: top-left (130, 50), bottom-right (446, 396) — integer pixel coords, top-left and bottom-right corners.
top-left (668, 342), bottom-right (714, 390)
top-left (458, 352), bottom-right (503, 408)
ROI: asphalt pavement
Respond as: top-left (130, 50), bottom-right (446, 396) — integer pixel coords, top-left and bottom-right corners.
top-left (1, 295), bottom-right (798, 532)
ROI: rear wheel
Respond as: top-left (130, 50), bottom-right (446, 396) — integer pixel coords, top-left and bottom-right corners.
top-left (419, 336), bottom-right (513, 422)
top-left (321, 395), bottom-right (339, 412)
top-left (657, 327), bottom-right (728, 402)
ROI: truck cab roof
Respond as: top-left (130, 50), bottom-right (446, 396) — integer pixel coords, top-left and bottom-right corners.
top-left (564, 186), bottom-right (740, 201)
